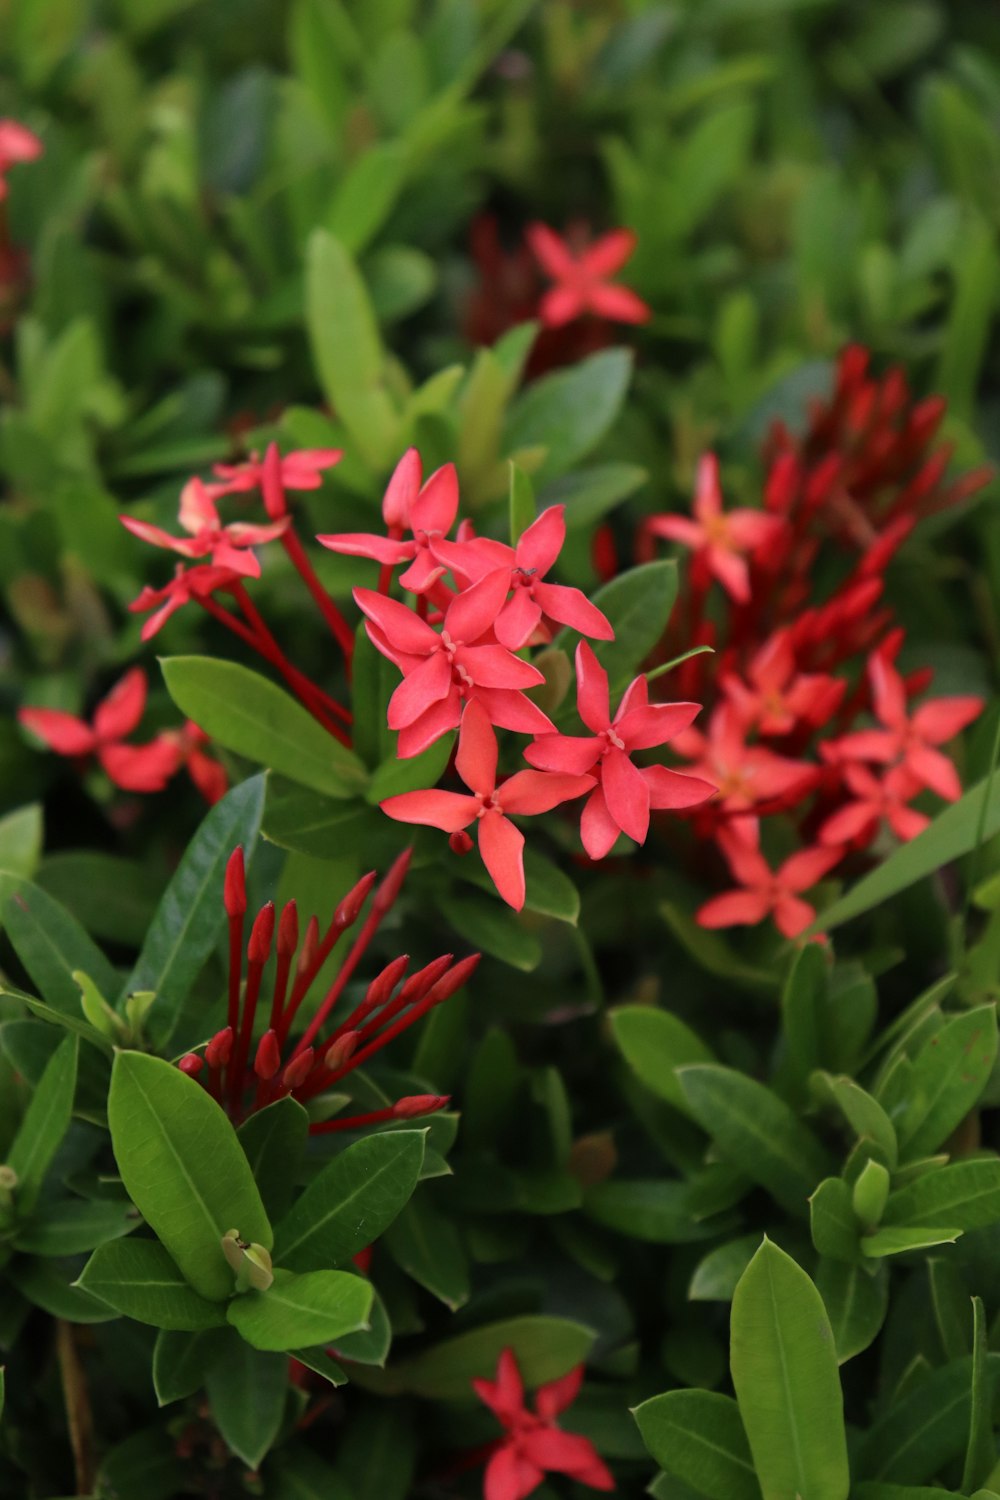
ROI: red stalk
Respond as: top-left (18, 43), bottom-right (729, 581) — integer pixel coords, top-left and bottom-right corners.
top-left (280, 526), bottom-right (355, 662)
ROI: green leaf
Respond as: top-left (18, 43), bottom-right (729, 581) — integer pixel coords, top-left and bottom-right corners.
top-left (238, 1098), bottom-right (310, 1223)
top-left (556, 561), bottom-right (677, 694)
top-left (857, 1355), bottom-right (1000, 1481)
top-left (162, 658), bottom-right (366, 799)
top-left (439, 891), bottom-right (542, 971)
top-left (504, 348), bottom-right (632, 482)
top-left (153, 1327), bottom-right (230, 1406)
top-left (367, 733), bottom-right (454, 804)
top-left (543, 463), bottom-right (647, 530)
top-left (332, 1285), bottom-right (391, 1365)
top-left (815, 1257), bottom-right (889, 1364)
top-left (816, 1073), bottom-right (897, 1167)
top-left (689, 1235), bottom-right (762, 1303)
top-left (326, 141), bottom-right (407, 253)
top-left (263, 780), bottom-right (370, 859)
top-left (853, 1160), bottom-right (891, 1226)
top-left (124, 774), bottom-right (266, 1043)
top-left (777, 945), bottom-right (826, 1103)
top-left (267, 1447), bottom-right (354, 1500)
top-left (275, 1129), bottom-right (425, 1272)
top-left (584, 1180), bottom-right (723, 1243)
top-left (730, 1240), bottom-right (849, 1500)
top-left (7, 1035), bottom-right (78, 1213)
top-left (861, 1225), bottom-right (962, 1257)
top-left (206, 1337), bottom-right (288, 1469)
top-left (398, 1315), bottom-right (594, 1400)
top-left (610, 1005), bottom-right (714, 1115)
top-left (108, 1052), bottom-right (272, 1301)
top-left (678, 1065), bottom-right (833, 1216)
top-left (809, 1178), bottom-right (860, 1263)
top-left (97, 1427), bottom-right (185, 1500)
top-left (0, 874), bottom-right (118, 1016)
top-left (13, 1198), bottom-right (137, 1256)
top-left (884, 1159), bottom-right (1000, 1231)
top-left (900, 1007), bottom-right (998, 1159)
top-left (0, 805), bottom-right (42, 877)
top-left (384, 1193), bottom-right (470, 1309)
top-left (286, 1345), bottom-right (347, 1388)
top-left (509, 462), bottom-right (536, 543)
top-left (634, 1390), bottom-right (761, 1500)
top-left (9, 1257), bottom-right (117, 1323)
top-left (964, 1297), bottom-right (995, 1492)
top-left (227, 1267), bottom-right (372, 1351)
top-left (78, 1238), bottom-right (227, 1330)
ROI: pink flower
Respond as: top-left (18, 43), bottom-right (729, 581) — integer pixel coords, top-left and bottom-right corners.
top-left (381, 702), bottom-right (593, 910)
top-left (674, 703), bottom-right (816, 814)
top-left (0, 120), bottom-right (43, 199)
top-left (120, 478), bottom-right (289, 579)
top-left (722, 630), bottom-right (846, 737)
top-left (473, 1348), bottom-right (615, 1500)
top-left (818, 763), bottom-right (928, 847)
top-left (18, 669), bottom-right (180, 792)
top-left (212, 443), bottom-right (342, 519)
top-left (166, 721), bottom-right (228, 805)
top-left (825, 650), bottom-right (982, 801)
top-left (526, 223), bottom-right (650, 329)
top-left (318, 449), bottom-right (460, 593)
top-left (644, 455), bottom-right (780, 603)
top-left (698, 825), bottom-right (842, 939)
top-left (433, 505), bottom-right (614, 649)
top-left (128, 562), bottom-right (237, 640)
top-left (354, 574), bottom-right (555, 758)
top-left (525, 642), bottom-right (714, 858)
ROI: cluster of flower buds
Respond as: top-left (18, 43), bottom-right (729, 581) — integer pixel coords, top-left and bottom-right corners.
top-left (177, 846), bottom-right (477, 1129)
top-left (638, 346), bottom-right (989, 938)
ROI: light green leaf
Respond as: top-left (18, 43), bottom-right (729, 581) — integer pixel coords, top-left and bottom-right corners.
top-left (504, 348), bottom-right (632, 482)
top-left (964, 1297), bottom-right (995, 1492)
top-left (634, 1389), bottom-right (761, 1500)
top-left (0, 805), bottom-right (42, 877)
top-left (0, 873), bottom-right (118, 1016)
top-left (78, 1238), bottom-right (227, 1330)
top-left (815, 1257), bottom-right (889, 1364)
top-left (610, 1005), bottom-right (714, 1115)
top-left (900, 1007), bottom-right (998, 1159)
top-left (861, 1225), bottom-right (962, 1257)
top-left (884, 1159), bottom-right (1000, 1231)
top-left (227, 1267), bottom-right (372, 1351)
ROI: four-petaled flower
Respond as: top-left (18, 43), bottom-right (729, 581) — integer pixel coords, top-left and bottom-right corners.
top-left (18, 669), bottom-right (180, 792)
top-left (674, 703), bottom-right (816, 814)
top-left (472, 1347), bottom-right (614, 1500)
top-left (825, 650), bottom-right (982, 801)
top-left (0, 119), bottom-right (43, 199)
top-left (644, 455), bottom-right (779, 603)
top-left (212, 444), bottom-right (342, 519)
top-left (381, 701), bottom-right (594, 909)
top-left (129, 562), bottom-right (237, 640)
top-left (120, 477), bottom-right (289, 578)
top-left (818, 763), bottom-right (927, 847)
top-left (526, 223), bottom-right (650, 329)
top-left (354, 574), bottom-right (555, 758)
top-left (319, 449), bottom-right (459, 593)
top-left (435, 505), bottom-right (614, 649)
top-left (722, 630), bottom-right (845, 737)
top-left (525, 642), bottom-right (714, 858)
top-left (697, 824), bottom-right (842, 939)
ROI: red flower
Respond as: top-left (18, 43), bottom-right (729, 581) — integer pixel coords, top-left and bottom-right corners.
top-left (473, 1348), bottom-right (614, 1500)
top-left (18, 669), bottom-right (180, 792)
top-left (381, 701), bottom-right (594, 910)
top-left (0, 120), bottom-right (42, 198)
top-left (212, 445), bottom-right (342, 519)
top-left (825, 650), bottom-right (982, 801)
top-left (120, 478), bottom-right (289, 578)
top-left (129, 562), bottom-right (237, 640)
top-left (434, 505), bottom-right (614, 649)
top-left (525, 642), bottom-right (714, 858)
top-left (721, 630), bottom-right (846, 737)
top-left (354, 575), bottom-right (555, 758)
top-left (318, 449), bottom-right (459, 593)
top-left (644, 455), bottom-right (779, 603)
top-left (165, 721), bottom-right (228, 805)
top-left (818, 763), bottom-right (928, 847)
top-left (698, 825), bottom-right (842, 939)
top-left (674, 703), bottom-right (816, 815)
top-left (526, 223), bottom-right (650, 328)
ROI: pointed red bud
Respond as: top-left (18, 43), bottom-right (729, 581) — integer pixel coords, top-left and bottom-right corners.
top-left (427, 953), bottom-right (481, 1005)
top-left (334, 870), bottom-right (377, 929)
top-left (398, 954), bottom-right (453, 1007)
top-left (392, 1094), bottom-right (449, 1118)
top-left (224, 847), bottom-right (246, 917)
top-left (261, 441), bottom-right (288, 521)
top-left (365, 954), bottom-right (409, 1011)
top-left (297, 915), bottom-right (320, 975)
top-left (205, 1027), bottom-right (233, 1069)
top-left (448, 830), bottom-right (474, 855)
top-left (277, 900), bottom-right (299, 958)
top-left (248, 901), bottom-right (275, 964)
top-left (324, 1030), bottom-right (360, 1071)
top-left (373, 847), bottom-right (411, 914)
top-left (282, 1048), bottom-right (315, 1090)
top-left (178, 1053), bottom-right (204, 1076)
top-left (253, 1029), bottom-right (282, 1081)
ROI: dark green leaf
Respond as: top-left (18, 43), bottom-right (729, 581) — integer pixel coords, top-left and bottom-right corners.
top-left (238, 1098), bottom-right (310, 1223)
top-left (634, 1390), bottom-right (761, 1500)
top-left (205, 1337), bottom-right (288, 1469)
top-left (398, 1315), bottom-right (594, 1400)
top-left (7, 1035), bottom-right (78, 1213)
top-left (78, 1238), bottom-right (227, 1330)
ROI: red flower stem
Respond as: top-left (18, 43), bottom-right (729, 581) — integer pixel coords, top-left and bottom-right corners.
top-left (276, 919), bottom-right (348, 1045)
top-left (280, 526), bottom-right (355, 664)
top-left (225, 921), bottom-right (243, 1103)
top-left (269, 948), bottom-right (293, 1034)
top-left (299, 988), bottom-right (442, 1100)
top-left (231, 584), bottom-right (353, 735)
top-left (378, 526), bottom-right (403, 596)
top-left (290, 906), bottom-right (387, 1060)
top-left (307, 1099), bottom-right (443, 1136)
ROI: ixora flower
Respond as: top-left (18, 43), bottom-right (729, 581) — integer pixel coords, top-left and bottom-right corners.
top-left (697, 824), bottom-right (843, 939)
top-left (644, 455), bottom-right (779, 603)
top-left (433, 504), bottom-right (614, 649)
top-left (319, 449), bottom-right (460, 593)
top-left (354, 576), bottom-right (555, 758)
top-left (178, 846), bottom-right (478, 1128)
top-left (129, 561), bottom-right (238, 640)
top-left (18, 668), bottom-right (179, 792)
top-left (120, 476), bottom-right (289, 578)
top-left (211, 444), bottom-right (342, 518)
top-left (381, 701), bottom-right (595, 910)
top-left (526, 223), bottom-right (650, 328)
top-left (0, 119), bottom-right (43, 198)
top-left (473, 1348), bottom-right (614, 1500)
top-left (818, 763), bottom-right (928, 848)
top-left (721, 629), bottom-right (845, 737)
top-left (525, 642), bottom-right (714, 858)
top-left (673, 703), bottom-right (816, 817)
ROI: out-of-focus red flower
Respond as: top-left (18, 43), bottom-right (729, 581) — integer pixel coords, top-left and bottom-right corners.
top-left (674, 704), bottom-right (816, 817)
top-left (698, 824), bottom-right (842, 939)
top-left (381, 701), bottom-right (594, 910)
top-left (818, 763), bottom-right (928, 848)
top-left (212, 445), bottom-right (342, 520)
top-left (166, 721), bottom-right (228, 805)
top-left (129, 562), bottom-right (237, 640)
top-left (120, 478), bottom-right (289, 578)
top-left (473, 1347), bottom-right (615, 1500)
top-left (18, 669), bottom-right (180, 792)
top-left (526, 223), bottom-right (650, 328)
top-left (721, 630), bottom-right (846, 737)
top-left (644, 455), bottom-right (779, 603)
top-left (0, 120), bottom-right (43, 199)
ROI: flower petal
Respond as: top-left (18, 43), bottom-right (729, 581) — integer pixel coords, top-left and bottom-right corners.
top-left (445, 569), bottom-right (513, 644)
top-left (532, 580), bottom-right (614, 640)
top-left (586, 282), bottom-right (650, 324)
top-left (697, 890), bottom-right (772, 929)
top-left (525, 223), bottom-right (576, 279)
top-left (498, 770), bottom-right (594, 816)
top-left (477, 811), bottom-right (526, 910)
top-left (94, 668), bottom-right (147, 742)
top-left (99, 738), bottom-right (181, 792)
top-left (380, 789), bottom-right (478, 832)
top-left (575, 641), bottom-right (611, 733)
top-left (473, 688), bottom-right (556, 737)
top-left (316, 531), bottom-right (413, 563)
top-left (455, 699), bottom-right (498, 795)
top-left (411, 462), bottom-right (459, 535)
top-left (643, 765), bottom-right (716, 810)
top-left (387, 652), bottom-right (452, 729)
top-left (353, 587), bottom-right (439, 656)
top-left (580, 228), bottom-right (637, 277)
top-left (395, 692), bottom-right (463, 758)
top-left (495, 588), bottom-right (543, 650)
top-left (601, 748), bottom-right (650, 844)
top-left (580, 785), bottom-right (620, 859)
top-left (517, 505), bottom-right (565, 576)
top-left (524, 734), bottom-right (601, 775)
top-left (912, 695), bottom-right (983, 745)
top-left (773, 895), bottom-right (817, 939)
top-left (18, 708), bottom-right (95, 756)
top-left (617, 701), bottom-right (701, 751)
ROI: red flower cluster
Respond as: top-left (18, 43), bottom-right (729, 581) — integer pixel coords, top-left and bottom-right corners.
top-left (178, 847), bottom-right (477, 1129)
top-left (641, 346), bottom-right (988, 938)
top-left (320, 450), bottom-right (712, 908)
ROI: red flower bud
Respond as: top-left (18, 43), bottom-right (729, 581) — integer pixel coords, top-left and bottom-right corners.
top-left (277, 899), bottom-right (299, 957)
top-left (205, 1027), bottom-right (233, 1068)
top-left (253, 1030), bottom-right (282, 1081)
top-left (398, 954), bottom-right (453, 1006)
top-left (364, 953), bottom-right (409, 1011)
top-left (224, 847), bottom-right (246, 917)
top-left (392, 1093), bottom-right (449, 1119)
top-left (297, 915), bottom-right (320, 975)
top-left (372, 847), bottom-right (411, 914)
top-left (323, 1030), bottom-right (360, 1071)
top-left (282, 1048), bottom-right (314, 1090)
top-left (449, 830), bottom-right (474, 855)
top-left (248, 902), bottom-right (275, 964)
top-left (427, 953), bottom-right (481, 1005)
top-left (334, 870), bottom-right (377, 929)
top-left (178, 1053), bottom-right (204, 1076)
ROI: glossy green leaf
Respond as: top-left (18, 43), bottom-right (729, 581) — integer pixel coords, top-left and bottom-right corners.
top-left (384, 1193), bottom-right (470, 1309)
top-left (816, 1073), bottom-right (897, 1167)
top-left (853, 1160), bottom-right (891, 1226)
top-left (78, 1238), bottom-right (227, 1330)
top-left (509, 462), bottom-right (536, 543)
top-left (689, 1235), bottom-right (762, 1303)
top-left (731, 1240), bottom-right (849, 1500)
top-left (108, 1052), bottom-right (272, 1301)
top-left (857, 1355), bottom-right (1000, 1481)
top-left (610, 1005), bottom-right (714, 1115)
top-left (778, 944), bottom-right (826, 1103)
top-left (9, 1257), bottom-right (117, 1323)
top-left (810, 1178), bottom-right (860, 1263)
top-left (900, 1007), bottom-right (998, 1159)
top-left (331, 1285), bottom-right (391, 1366)
top-left (884, 1158), bottom-right (1000, 1230)
top-left (153, 1327), bottom-right (230, 1406)
top-left (398, 1315), bottom-right (594, 1400)
top-left (366, 733), bottom-right (454, 804)
top-left (238, 1098), bottom-right (310, 1223)
top-left (286, 1344), bottom-right (347, 1388)
top-left (0, 873), bottom-right (118, 1016)
top-left (226, 1267), bottom-right (372, 1351)
top-left (14, 1198), bottom-right (137, 1256)
top-left (585, 1180), bottom-right (723, 1243)
top-left (0, 805), bottom-right (42, 877)
top-left (504, 347), bottom-right (632, 481)
top-left (162, 658), bottom-right (366, 799)
top-left (275, 1129), bottom-right (425, 1271)
top-left (634, 1389), bottom-right (761, 1500)
top-left (557, 560), bottom-right (677, 693)
top-left (7, 1035), bottom-right (78, 1213)
top-left (815, 1257), bottom-right (889, 1364)
top-left (964, 1297), bottom-right (995, 1492)
top-left (861, 1225), bottom-right (962, 1257)
top-left (206, 1338), bottom-right (288, 1468)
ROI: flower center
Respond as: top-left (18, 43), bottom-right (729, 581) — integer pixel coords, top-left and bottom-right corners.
top-left (474, 791), bottom-right (501, 817)
top-left (601, 727), bottom-right (626, 753)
